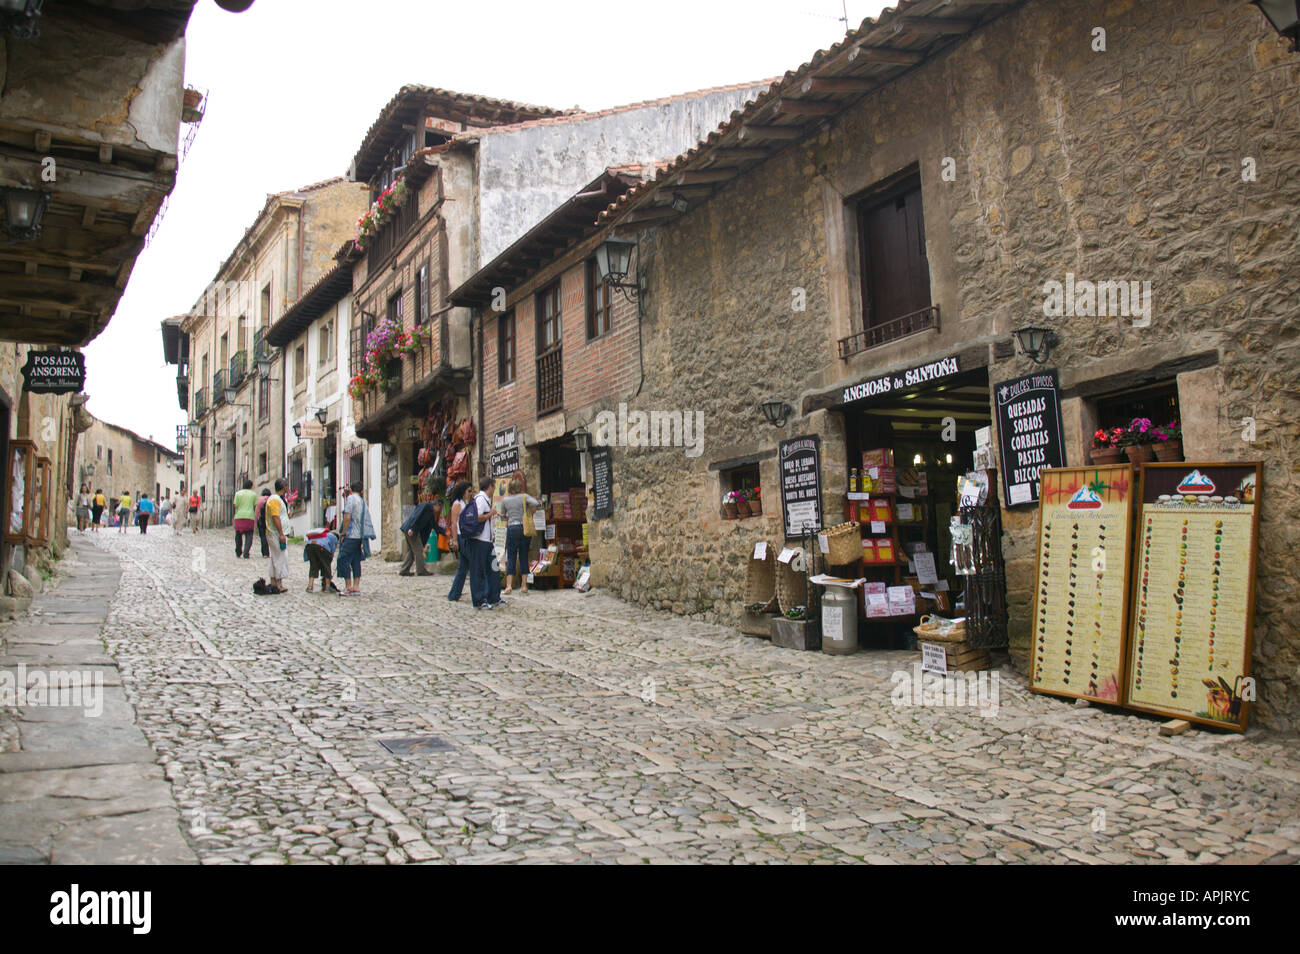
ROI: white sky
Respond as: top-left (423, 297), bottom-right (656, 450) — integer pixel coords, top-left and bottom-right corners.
top-left (83, 0), bottom-right (890, 445)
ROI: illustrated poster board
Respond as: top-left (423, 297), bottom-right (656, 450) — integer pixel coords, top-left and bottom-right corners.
top-left (1124, 463), bottom-right (1261, 731)
top-left (1029, 464), bottom-right (1135, 705)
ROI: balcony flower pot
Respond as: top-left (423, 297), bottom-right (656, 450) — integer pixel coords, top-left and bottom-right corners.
top-left (1090, 446), bottom-right (1124, 465)
top-left (1154, 440), bottom-right (1183, 462)
top-left (1124, 444), bottom-right (1155, 464)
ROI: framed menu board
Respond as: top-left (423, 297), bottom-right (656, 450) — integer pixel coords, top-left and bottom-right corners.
top-left (1029, 465), bottom-right (1135, 704)
top-left (1125, 462), bottom-right (1261, 731)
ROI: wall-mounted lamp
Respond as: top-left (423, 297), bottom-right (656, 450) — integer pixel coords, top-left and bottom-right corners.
top-left (292, 422), bottom-right (302, 440)
top-left (3, 186), bottom-right (49, 242)
top-left (760, 398), bottom-right (792, 428)
top-left (0, 0), bottom-right (44, 39)
top-left (313, 407), bottom-right (328, 426)
top-left (407, 424), bottom-right (419, 440)
top-left (594, 237), bottom-right (645, 316)
top-left (670, 193), bottom-right (689, 214)
top-left (1011, 326), bottom-right (1058, 365)
top-left (1253, 0), bottom-right (1300, 50)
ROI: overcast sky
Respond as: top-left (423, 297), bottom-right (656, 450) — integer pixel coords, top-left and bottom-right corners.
top-left (83, 0), bottom-right (889, 445)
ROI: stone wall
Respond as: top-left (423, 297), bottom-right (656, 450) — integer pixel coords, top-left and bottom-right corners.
top-left (588, 0), bottom-right (1300, 726)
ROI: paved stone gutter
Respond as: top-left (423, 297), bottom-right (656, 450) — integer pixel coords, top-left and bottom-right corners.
top-left (0, 537), bottom-right (194, 864)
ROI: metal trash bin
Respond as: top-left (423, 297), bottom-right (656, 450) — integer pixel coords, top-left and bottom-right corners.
top-left (821, 585), bottom-right (858, 655)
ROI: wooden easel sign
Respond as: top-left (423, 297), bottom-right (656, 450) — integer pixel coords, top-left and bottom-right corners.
top-left (1125, 463), bottom-right (1261, 731)
top-left (1029, 465), bottom-right (1135, 705)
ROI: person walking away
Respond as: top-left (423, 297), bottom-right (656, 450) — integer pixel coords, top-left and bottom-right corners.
top-left (456, 483), bottom-right (486, 607)
top-left (188, 490), bottom-right (201, 533)
top-left (445, 481), bottom-right (472, 602)
top-left (233, 478), bottom-right (257, 559)
top-left (136, 493), bottom-right (155, 533)
top-left (264, 478), bottom-right (289, 593)
top-left (255, 488), bottom-right (271, 556)
top-left (336, 481), bottom-right (372, 596)
top-left (303, 528), bottom-right (340, 593)
top-left (499, 478), bottom-right (540, 595)
top-left (117, 491), bottom-right (132, 533)
top-left (91, 488), bottom-right (105, 531)
top-left (159, 491), bottom-right (172, 529)
top-left (472, 476), bottom-right (502, 609)
top-left (399, 496), bottom-right (437, 577)
top-left (76, 484), bottom-right (91, 532)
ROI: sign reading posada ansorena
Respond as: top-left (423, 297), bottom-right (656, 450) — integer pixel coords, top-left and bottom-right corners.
top-left (21, 349), bottom-right (86, 395)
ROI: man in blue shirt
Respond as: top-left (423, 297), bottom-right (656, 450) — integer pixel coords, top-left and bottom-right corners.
top-left (136, 493), bottom-right (155, 534)
top-left (399, 498), bottom-right (437, 577)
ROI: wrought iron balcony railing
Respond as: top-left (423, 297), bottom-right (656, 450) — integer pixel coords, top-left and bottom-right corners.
top-left (229, 350), bottom-right (247, 388)
top-left (212, 369), bottom-right (227, 405)
top-left (837, 305), bottom-right (940, 359)
top-left (194, 386), bottom-right (208, 416)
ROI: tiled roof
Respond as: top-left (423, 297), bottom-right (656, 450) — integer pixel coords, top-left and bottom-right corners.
top-left (597, 0), bottom-right (1023, 229)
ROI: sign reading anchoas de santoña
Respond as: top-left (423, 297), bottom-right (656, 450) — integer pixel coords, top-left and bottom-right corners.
top-left (21, 349), bottom-right (86, 395)
top-left (840, 355), bottom-right (960, 405)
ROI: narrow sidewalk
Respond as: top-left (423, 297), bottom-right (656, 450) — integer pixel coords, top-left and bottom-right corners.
top-left (0, 535), bottom-right (194, 864)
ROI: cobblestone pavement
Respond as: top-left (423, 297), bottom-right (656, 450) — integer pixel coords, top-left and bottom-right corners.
top-left (45, 531), bottom-right (1300, 863)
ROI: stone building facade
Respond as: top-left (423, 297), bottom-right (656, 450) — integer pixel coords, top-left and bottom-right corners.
top-left (347, 84), bottom-right (769, 555)
top-left (172, 178), bottom-right (367, 527)
top-left (468, 0), bottom-right (1300, 726)
top-left (72, 414), bottom-right (183, 510)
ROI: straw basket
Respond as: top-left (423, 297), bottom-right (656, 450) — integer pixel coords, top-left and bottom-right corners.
top-left (744, 544), bottom-right (777, 613)
top-left (822, 521), bottom-right (862, 566)
top-left (775, 552), bottom-right (808, 616)
top-left (913, 614), bottom-right (968, 642)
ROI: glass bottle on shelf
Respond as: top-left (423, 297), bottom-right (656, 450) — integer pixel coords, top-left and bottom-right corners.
top-left (849, 468), bottom-right (858, 493)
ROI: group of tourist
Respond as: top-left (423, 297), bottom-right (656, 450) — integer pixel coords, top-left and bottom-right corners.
top-left (223, 472), bottom-right (538, 608)
top-left (74, 484), bottom-right (173, 534)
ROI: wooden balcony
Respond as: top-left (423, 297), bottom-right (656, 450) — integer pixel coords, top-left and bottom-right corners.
top-left (536, 346), bottom-right (563, 415)
top-left (838, 305), bottom-right (940, 358)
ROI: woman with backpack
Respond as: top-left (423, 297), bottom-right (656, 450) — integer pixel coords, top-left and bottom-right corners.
top-left (445, 481), bottom-right (473, 603)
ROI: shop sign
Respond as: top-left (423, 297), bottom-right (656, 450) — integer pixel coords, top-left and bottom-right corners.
top-left (779, 435), bottom-right (823, 539)
top-left (385, 456), bottom-right (398, 488)
top-left (490, 445), bottom-right (520, 478)
top-left (494, 426), bottom-right (517, 450)
top-left (590, 446), bottom-right (613, 520)
top-left (994, 370), bottom-right (1066, 507)
top-left (298, 421), bottom-right (326, 440)
top-left (535, 413), bottom-right (566, 443)
top-left (839, 355), bottom-right (960, 406)
top-left (21, 349), bottom-right (86, 395)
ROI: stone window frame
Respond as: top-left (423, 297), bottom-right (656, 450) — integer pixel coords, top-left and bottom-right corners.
top-left (585, 258), bottom-right (612, 340)
top-left (498, 310), bottom-right (516, 387)
top-left (293, 344), bottom-right (307, 395)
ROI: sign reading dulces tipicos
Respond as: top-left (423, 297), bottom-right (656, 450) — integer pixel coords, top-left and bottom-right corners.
top-left (994, 370), bottom-right (1066, 507)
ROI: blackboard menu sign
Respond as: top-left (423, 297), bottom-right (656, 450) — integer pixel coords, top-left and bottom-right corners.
top-left (590, 446), bottom-right (613, 520)
top-left (994, 370), bottom-right (1066, 508)
top-left (490, 445), bottom-right (520, 478)
top-left (385, 456), bottom-right (398, 488)
top-left (779, 435), bottom-right (823, 539)
top-left (1125, 462), bottom-right (1261, 731)
top-left (1029, 465), bottom-right (1135, 706)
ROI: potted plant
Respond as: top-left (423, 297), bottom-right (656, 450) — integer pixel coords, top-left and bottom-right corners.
top-left (748, 486), bottom-right (763, 515)
top-left (1153, 420), bottom-right (1183, 461)
top-left (722, 494), bottom-right (738, 520)
top-left (729, 490), bottom-right (751, 518)
top-left (1121, 417), bottom-right (1157, 464)
top-left (1090, 427), bottom-right (1124, 465)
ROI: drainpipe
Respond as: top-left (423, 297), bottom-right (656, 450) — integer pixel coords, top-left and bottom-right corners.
top-left (476, 306), bottom-right (484, 481)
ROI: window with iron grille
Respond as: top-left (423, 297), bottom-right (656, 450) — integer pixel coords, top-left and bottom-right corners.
top-left (348, 453), bottom-right (363, 487)
top-left (289, 455), bottom-right (303, 498)
top-left (536, 282), bottom-right (560, 354)
top-left (498, 311), bottom-right (515, 386)
top-left (586, 259), bottom-right (612, 339)
top-left (258, 376), bottom-right (270, 421)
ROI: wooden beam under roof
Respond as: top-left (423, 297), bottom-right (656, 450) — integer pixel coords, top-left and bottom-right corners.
top-left (702, 148), bottom-right (767, 165)
top-left (0, 274), bottom-right (119, 312)
top-left (622, 206), bottom-right (679, 225)
top-left (675, 168), bottom-right (740, 185)
top-left (847, 45), bottom-right (925, 66)
top-left (890, 16), bottom-right (979, 35)
top-left (800, 76), bottom-right (873, 95)
top-left (737, 125), bottom-right (806, 143)
top-left (774, 99), bottom-right (841, 117)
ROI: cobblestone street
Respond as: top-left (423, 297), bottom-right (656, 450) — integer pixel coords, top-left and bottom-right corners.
top-left (4, 531), bottom-right (1298, 865)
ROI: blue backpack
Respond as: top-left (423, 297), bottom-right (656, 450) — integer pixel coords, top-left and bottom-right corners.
top-left (457, 498), bottom-right (479, 539)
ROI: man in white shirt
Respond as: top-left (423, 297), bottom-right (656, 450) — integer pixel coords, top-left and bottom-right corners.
top-left (473, 476), bottom-right (502, 608)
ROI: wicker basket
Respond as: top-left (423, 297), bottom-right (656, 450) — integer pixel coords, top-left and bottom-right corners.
top-left (822, 521), bottom-right (862, 566)
top-left (913, 614), bottom-right (968, 642)
top-left (744, 544), bottom-right (777, 613)
top-left (775, 552), bottom-right (808, 616)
